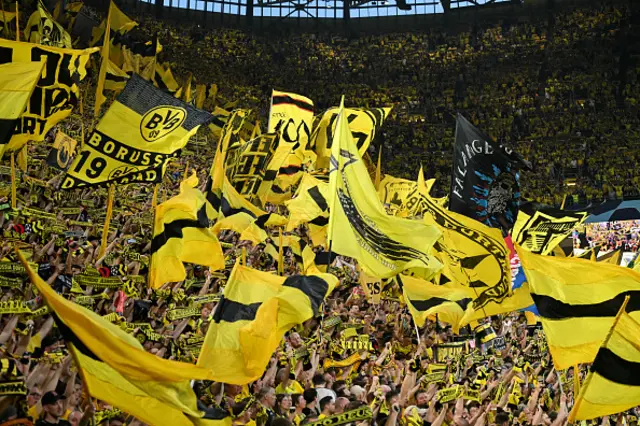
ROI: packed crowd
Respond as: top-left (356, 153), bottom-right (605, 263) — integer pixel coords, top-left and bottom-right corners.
top-left (1, 0), bottom-right (640, 425)
top-left (583, 220), bottom-right (640, 253)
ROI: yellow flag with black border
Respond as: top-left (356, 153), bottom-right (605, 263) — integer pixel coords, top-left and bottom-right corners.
top-left (0, 39), bottom-right (97, 154)
top-left (568, 308), bottom-right (640, 422)
top-left (0, 62), bottom-right (45, 155)
top-left (327, 99), bottom-right (441, 279)
top-left (16, 250), bottom-right (231, 426)
top-left (25, 0), bottom-right (72, 48)
top-left (63, 74), bottom-right (212, 189)
top-left (285, 173), bottom-right (329, 231)
top-left (198, 261), bottom-right (337, 384)
top-left (517, 245), bottom-right (640, 370)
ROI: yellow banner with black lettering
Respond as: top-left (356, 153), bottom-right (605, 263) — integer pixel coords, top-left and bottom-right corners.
top-left (225, 133), bottom-right (278, 199)
top-left (46, 130), bottom-right (77, 171)
top-left (313, 106), bottom-right (391, 169)
top-left (62, 75), bottom-right (211, 189)
top-left (0, 39), bottom-right (97, 153)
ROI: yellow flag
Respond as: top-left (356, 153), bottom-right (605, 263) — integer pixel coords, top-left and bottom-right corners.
top-left (327, 98), bottom-right (441, 279)
top-left (415, 171), bottom-right (512, 318)
top-left (285, 173), bottom-right (329, 231)
top-left (16, 251), bottom-right (231, 426)
top-left (0, 62), bottom-right (45, 154)
top-left (64, 75), bottom-right (212, 189)
top-left (569, 308), bottom-right (640, 422)
top-left (198, 262), bottom-right (337, 384)
top-left (152, 62), bottom-right (180, 95)
top-left (401, 274), bottom-right (474, 332)
top-left (598, 249), bottom-right (623, 266)
top-left (25, 0), bottom-right (72, 48)
top-left (516, 245), bottom-right (640, 369)
top-left (149, 173), bottom-right (225, 288)
top-left (313, 106), bottom-right (391, 169)
top-left (0, 39), bottom-right (96, 153)
top-left (90, 0), bottom-right (137, 46)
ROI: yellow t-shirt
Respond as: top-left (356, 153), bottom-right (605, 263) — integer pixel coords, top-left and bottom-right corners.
top-left (27, 404), bottom-right (39, 421)
top-left (275, 380), bottom-right (304, 395)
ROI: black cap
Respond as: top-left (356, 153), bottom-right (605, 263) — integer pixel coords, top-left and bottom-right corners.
top-left (41, 391), bottom-right (66, 406)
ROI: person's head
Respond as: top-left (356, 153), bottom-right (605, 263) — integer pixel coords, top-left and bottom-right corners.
top-left (415, 390), bottom-right (429, 408)
top-left (41, 391), bottom-right (66, 420)
top-left (467, 401), bottom-right (481, 418)
top-left (289, 332), bottom-right (302, 348)
top-left (277, 366), bottom-right (291, 385)
top-left (349, 385), bottom-right (365, 401)
top-left (257, 386), bottom-right (276, 409)
top-left (334, 397), bottom-right (349, 414)
top-left (68, 411), bottom-right (83, 426)
top-left (292, 394), bottom-right (306, 410)
top-left (495, 412), bottom-right (510, 426)
top-left (319, 396), bottom-right (335, 415)
top-left (27, 386), bottom-right (42, 407)
top-left (333, 380), bottom-right (348, 397)
top-left (303, 388), bottom-right (317, 406)
top-left (277, 394), bottom-right (293, 412)
top-left (385, 389), bottom-right (400, 406)
top-left (312, 374), bottom-right (326, 388)
top-left (323, 372), bottom-right (335, 388)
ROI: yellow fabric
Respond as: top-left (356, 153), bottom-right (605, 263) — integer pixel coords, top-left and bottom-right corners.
top-left (275, 380), bottom-right (304, 395)
top-left (198, 262), bottom-right (337, 384)
top-left (257, 139), bottom-right (297, 206)
top-left (268, 90), bottom-right (313, 146)
top-left (24, 0), bottom-right (72, 48)
top-left (327, 100), bottom-right (441, 279)
top-left (414, 170), bottom-right (512, 323)
top-left (402, 274), bottom-right (474, 332)
top-left (512, 208), bottom-right (587, 256)
top-left (94, 1), bottom-right (111, 116)
top-left (64, 75), bottom-right (210, 189)
top-left (517, 245), bottom-right (640, 369)
top-left (0, 40), bottom-right (96, 153)
top-left (285, 173), bottom-right (329, 231)
top-left (150, 173), bottom-right (224, 288)
top-left (569, 312), bottom-right (640, 421)
top-left (598, 249), bottom-right (623, 266)
top-left (90, 0), bottom-right (137, 46)
top-left (0, 10), bottom-right (17, 23)
top-left (313, 106), bottom-right (391, 169)
top-left (104, 59), bottom-right (129, 91)
top-left (0, 61), bottom-right (44, 153)
top-left (122, 45), bottom-right (156, 81)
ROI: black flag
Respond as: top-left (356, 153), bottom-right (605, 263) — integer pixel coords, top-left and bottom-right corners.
top-left (449, 114), bottom-right (531, 230)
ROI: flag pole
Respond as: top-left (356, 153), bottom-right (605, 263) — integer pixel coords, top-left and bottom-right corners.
top-left (278, 227), bottom-right (284, 275)
top-left (99, 185), bottom-right (115, 258)
top-left (241, 247), bottom-right (247, 266)
top-left (14, 0), bottom-right (18, 41)
top-left (568, 296), bottom-right (630, 423)
top-left (151, 183), bottom-right (159, 209)
top-left (10, 153), bottom-right (17, 210)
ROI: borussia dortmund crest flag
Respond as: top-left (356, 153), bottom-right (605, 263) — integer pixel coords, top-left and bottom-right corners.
top-left (62, 75), bottom-right (211, 189)
top-left (327, 98), bottom-right (442, 279)
top-left (449, 114), bottom-right (531, 230)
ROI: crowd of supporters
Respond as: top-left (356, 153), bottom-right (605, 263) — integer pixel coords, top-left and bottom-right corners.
top-left (1, 0), bottom-right (640, 425)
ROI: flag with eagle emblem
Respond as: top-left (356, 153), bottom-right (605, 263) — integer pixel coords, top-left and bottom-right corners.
top-left (327, 98), bottom-right (442, 279)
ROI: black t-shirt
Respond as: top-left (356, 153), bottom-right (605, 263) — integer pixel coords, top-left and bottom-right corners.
top-left (36, 419), bottom-right (72, 426)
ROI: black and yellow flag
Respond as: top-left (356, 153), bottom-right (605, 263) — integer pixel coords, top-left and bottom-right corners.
top-left (512, 203), bottom-right (587, 256)
top-left (516, 245), bottom-right (640, 369)
top-left (63, 75), bottom-right (211, 189)
top-left (90, 0), bottom-right (137, 47)
top-left (17, 251), bottom-right (231, 426)
top-left (25, 0), bottom-right (72, 48)
top-left (413, 169), bottom-right (512, 319)
top-left (46, 130), bottom-right (77, 171)
top-left (64, 1), bottom-right (83, 31)
top-left (224, 133), bottom-right (278, 199)
top-left (568, 306), bottom-right (640, 422)
top-left (268, 90), bottom-right (314, 146)
top-left (285, 173), bottom-right (329, 232)
top-left (197, 261), bottom-right (337, 384)
top-left (104, 58), bottom-right (129, 91)
top-left (598, 249), bottom-right (623, 266)
top-left (327, 99), bottom-right (441, 279)
top-left (150, 173), bottom-right (224, 288)
top-left (401, 274), bottom-right (473, 332)
top-left (313, 106), bottom-right (391, 169)
top-left (377, 174), bottom-right (417, 214)
top-left (0, 39), bottom-right (96, 153)
top-left (152, 62), bottom-right (180, 96)
top-left (121, 37), bottom-right (157, 81)
top-left (0, 62), bottom-right (44, 155)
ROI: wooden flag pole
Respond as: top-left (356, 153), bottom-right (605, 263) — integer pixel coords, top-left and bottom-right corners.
top-left (99, 185), bottom-right (115, 258)
top-left (14, 1), bottom-right (18, 41)
top-left (183, 161), bottom-right (190, 181)
top-left (151, 184), bottom-right (159, 209)
top-left (10, 154), bottom-right (17, 209)
top-left (278, 228), bottom-right (284, 275)
top-left (241, 247), bottom-right (247, 266)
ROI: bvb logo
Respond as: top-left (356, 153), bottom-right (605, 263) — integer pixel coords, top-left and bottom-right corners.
top-left (140, 106), bottom-right (186, 142)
